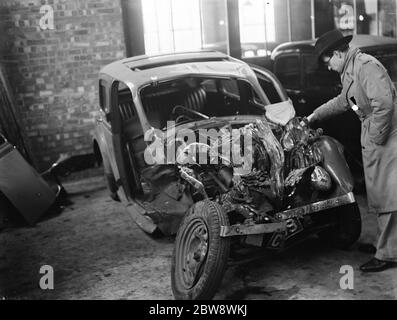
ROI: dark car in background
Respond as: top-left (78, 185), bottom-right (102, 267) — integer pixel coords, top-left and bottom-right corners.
top-left (270, 35), bottom-right (397, 178)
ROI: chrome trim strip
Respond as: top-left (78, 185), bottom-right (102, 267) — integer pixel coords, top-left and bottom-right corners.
top-left (220, 222), bottom-right (286, 237)
top-left (275, 192), bottom-right (355, 220)
top-left (220, 192), bottom-right (355, 237)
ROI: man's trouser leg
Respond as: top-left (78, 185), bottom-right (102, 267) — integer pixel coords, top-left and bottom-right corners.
top-left (375, 211), bottom-right (397, 262)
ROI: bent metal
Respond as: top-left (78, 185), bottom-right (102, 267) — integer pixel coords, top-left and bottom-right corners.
top-left (93, 50), bottom-right (363, 300)
top-left (144, 121), bottom-right (254, 171)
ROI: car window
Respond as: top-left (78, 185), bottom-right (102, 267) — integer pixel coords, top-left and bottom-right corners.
top-left (139, 76), bottom-right (269, 128)
top-left (220, 79), bottom-right (239, 97)
top-left (220, 79), bottom-right (268, 105)
top-left (251, 66), bottom-right (288, 105)
top-left (0, 134), bottom-right (6, 146)
top-left (201, 79), bottom-right (217, 93)
top-left (118, 84), bottom-right (145, 137)
top-left (255, 75), bottom-right (282, 104)
top-left (274, 55), bottom-right (300, 89)
top-left (303, 54), bottom-right (341, 88)
top-left (218, 79), bottom-right (266, 116)
top-left (118, 89), bottom-right (138, 122)
top-left (99, 80), bottom-right (109, 114)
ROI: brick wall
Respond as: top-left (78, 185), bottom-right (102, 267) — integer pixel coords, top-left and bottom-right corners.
top-left (0, 0), bottom-right (126, 170)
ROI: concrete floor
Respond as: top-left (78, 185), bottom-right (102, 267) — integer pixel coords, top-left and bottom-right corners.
top-left (0, 172), bottom-right (396, 300)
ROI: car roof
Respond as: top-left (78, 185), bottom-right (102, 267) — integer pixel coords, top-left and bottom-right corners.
top-left (99, 51), bottom-right (254, 89)
top-left (271, 35), bottom-right (397, 60)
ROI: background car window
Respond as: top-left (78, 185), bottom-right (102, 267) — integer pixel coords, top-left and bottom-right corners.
top-left (274, 55), bottom-right (300, 89)
top-left (376, 53), bottom-right (397, 84)
top-left (303, 54), bottom-right (340, 88)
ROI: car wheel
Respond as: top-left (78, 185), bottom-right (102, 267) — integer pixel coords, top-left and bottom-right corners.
top-left (171, 200), bottom-right (230, 300)
top-left (319, 203), bottom-right (362, 249)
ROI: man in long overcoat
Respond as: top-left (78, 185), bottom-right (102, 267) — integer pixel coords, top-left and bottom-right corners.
top-left (308, 29), bottom-right (397, 272)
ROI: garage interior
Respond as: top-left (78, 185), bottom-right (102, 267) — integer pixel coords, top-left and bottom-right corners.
top-left (1, 0), bottom-right (397, 300)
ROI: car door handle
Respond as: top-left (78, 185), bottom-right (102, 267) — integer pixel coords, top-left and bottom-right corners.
top-left (97, 118), bottom-right (103, 123)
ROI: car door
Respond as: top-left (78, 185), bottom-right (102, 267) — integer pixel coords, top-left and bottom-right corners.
top-left (96, 79), bottom-right (119, 182)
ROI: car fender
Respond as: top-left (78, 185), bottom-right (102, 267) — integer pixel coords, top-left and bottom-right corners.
top-left (93, 127), bottom-right (112, 176)
top-left (93, 132), bottom-right (119, 196)
top-left (314, 135), bottom-right (354, 196)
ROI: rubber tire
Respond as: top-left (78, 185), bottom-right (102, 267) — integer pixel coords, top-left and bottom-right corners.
top-left (319, 203), bottom-right (362, 249)
top-left (171, 200), bottom-right (230, 300)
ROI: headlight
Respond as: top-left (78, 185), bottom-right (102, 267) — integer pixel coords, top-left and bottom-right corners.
top-left (282, 132), bottom-right (295, 151)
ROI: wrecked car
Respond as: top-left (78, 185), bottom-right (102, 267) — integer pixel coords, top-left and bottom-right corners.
top-left (93, 51), bottom-right (361, 300)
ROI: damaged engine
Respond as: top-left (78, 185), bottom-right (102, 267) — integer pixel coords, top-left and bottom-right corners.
top-left (175, 117), bottom-right (330, 224)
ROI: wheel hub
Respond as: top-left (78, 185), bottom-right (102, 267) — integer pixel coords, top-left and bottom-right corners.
top-left (179, 219), bottom-right (209, 288)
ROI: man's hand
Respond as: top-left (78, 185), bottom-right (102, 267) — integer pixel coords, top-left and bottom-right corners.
top-left (299, 113), bottom-right (314, 125)
top-left (299, 117), bottom-right (308, 127)
top-left (306, 113), bottom-right (315, 123)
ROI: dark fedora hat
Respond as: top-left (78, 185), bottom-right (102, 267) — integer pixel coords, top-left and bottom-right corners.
top-left (314, 29), bottom-right (353, 61)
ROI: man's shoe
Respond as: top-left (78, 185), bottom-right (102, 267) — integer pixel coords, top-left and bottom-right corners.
top-left (359, 258), bottom-right (394, 272)
top-left (358, 243), bottom-right (376, 254)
